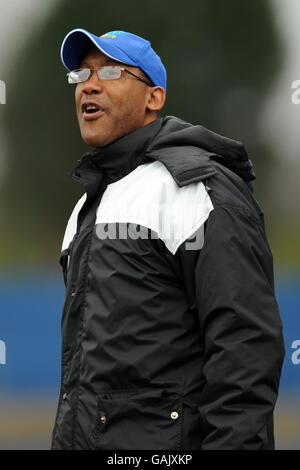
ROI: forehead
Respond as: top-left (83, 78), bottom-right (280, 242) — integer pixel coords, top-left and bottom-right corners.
top-left (80, 46), bottom-right (121, 67)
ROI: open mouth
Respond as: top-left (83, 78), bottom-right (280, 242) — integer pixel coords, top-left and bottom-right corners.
top-left (82, 103), bottom-right (104, 120)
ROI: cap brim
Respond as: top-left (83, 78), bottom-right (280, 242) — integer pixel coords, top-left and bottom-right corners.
top-left (60, 28), bottom-right (138, 70)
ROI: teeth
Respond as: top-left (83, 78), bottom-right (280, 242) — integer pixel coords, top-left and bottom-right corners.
top-left (86, 105), bottom-right (99, 111)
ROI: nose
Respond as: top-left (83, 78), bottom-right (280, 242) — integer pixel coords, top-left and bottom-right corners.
top-left (81, 70), bottom-right (104, 95)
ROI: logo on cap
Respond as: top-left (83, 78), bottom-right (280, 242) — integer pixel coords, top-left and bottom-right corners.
top-left (101, 30), bottom-right (124, 38)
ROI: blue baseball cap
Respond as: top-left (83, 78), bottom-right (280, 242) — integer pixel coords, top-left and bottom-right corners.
top-left (60, 28), bottom-right (167, 91)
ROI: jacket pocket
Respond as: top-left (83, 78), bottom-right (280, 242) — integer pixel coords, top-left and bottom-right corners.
top-left (91, 387), bottom-right (183, 450)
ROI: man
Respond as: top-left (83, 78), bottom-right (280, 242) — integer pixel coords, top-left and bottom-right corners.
top-left (51, 28), bottom-right (285, 450)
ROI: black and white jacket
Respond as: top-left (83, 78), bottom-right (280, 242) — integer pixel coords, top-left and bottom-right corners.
top-left (51, 116), bottom-right (285, 450)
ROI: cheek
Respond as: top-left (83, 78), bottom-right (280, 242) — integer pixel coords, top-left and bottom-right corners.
top-left (75, 88), bottom-right (81, 114)
top-left (109, 89), bottom-right (146, 119)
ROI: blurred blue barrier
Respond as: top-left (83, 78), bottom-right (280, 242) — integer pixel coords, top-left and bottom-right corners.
top-left (275, 276), bottom-right (300, 389)
top-left (0, 271), bottom-right (299, 393)
top-left (0, 271), bottom-right (64, 394)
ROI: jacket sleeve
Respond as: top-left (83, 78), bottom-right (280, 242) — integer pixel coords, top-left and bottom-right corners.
top-left (178, 204), bottom-right (285, 449)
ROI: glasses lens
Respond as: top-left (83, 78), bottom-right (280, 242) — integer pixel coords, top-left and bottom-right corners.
top-left (68, 69), bottom-right (91, 84)
top-left (98, 66), bottom-right (122, 80)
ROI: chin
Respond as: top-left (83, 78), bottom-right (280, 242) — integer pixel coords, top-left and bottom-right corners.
top-left (85, 138), bottom-right (102, 148)
top-left (82, 131), bottom-right (106, 148)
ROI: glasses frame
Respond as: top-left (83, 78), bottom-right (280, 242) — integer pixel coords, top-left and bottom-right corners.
top-left (67, 65), bottom-right (153, 87)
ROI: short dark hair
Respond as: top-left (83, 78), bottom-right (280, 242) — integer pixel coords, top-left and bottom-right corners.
top-left (139, 69), bottom-right (154, 87)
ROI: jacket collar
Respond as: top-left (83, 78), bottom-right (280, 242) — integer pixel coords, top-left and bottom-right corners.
top-left (71, 118), bottom-right (163, 184)
top-left (70, 115), bottom-right (255, 198)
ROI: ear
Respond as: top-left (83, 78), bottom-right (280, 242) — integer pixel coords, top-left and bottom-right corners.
top-left (146, 86), bottom-right (166, 113)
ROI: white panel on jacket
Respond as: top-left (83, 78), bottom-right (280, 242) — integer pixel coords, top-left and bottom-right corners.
top-left (61, 193), bottom-right (87, 251)
top-left (95, 161), bottom-right (214, 255)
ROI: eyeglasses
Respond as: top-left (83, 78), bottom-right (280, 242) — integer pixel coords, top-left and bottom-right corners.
top-left (67, 66), bottom-right (152, 86)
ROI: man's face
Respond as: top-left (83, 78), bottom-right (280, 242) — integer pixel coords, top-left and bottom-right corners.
top-left (75, 47), bottom-right (154, 147)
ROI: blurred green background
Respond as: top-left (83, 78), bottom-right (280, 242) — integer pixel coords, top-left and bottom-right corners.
top-left (0, 0), bottom-right (299, 449)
